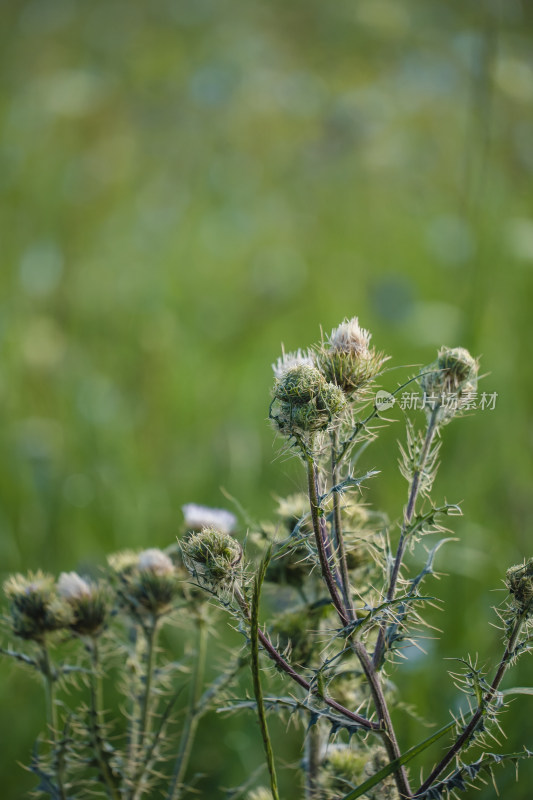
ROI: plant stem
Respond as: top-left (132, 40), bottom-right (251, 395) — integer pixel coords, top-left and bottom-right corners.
top-left (415, 610), bottom-right (528, 797)
top-left (250, 564), bottom-right (280, 800)
top-left (351, 640), bottom-right (412, 798)
top-left (89, 639), bottom-right (122, 800)
top-left (305, 723), bottom-right (321, 800)
top-left (373, 408), bottom-right (439, 669)
top-left (304, 440), bottom-right (411, 796)
top-left (330, 428), bottom-right (355, 621)
top-left (233, 586), bottom-right (378, 731)
top-left (305, 447), bottom-right (349, 627)
top-left (138, 618), bottom-right (158, 750)
top-left (41, 642), bottom-right (67, 800)
top-left (168, 615), bottom-right (208, 800)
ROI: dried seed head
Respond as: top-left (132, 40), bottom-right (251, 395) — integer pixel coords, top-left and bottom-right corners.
top-left (3, 571), bottom-right (69, 641)
top-left (182, 503), bottom-right (237, 534)
top-left (58, 572), bottom-right (108, 636)
top-left (419, 346), bottom-right (479, 423)
top-left (181, 527), bottom-right (242, 590)
top-left (505, 559), bottom-right (533, 614)
top-left (316, 317), bottom-right (387, 395)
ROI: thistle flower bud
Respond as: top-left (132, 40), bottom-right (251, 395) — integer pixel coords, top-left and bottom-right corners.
top-left (108, 548), bottom-right (181, 616)
top-left (272, 347), bottom-right (314, 380)
top-left (419, 346), bottom-right (479, 424)
top-left (505, 559), bottom-right (533, 614)
top-left (57, 572), bottom-right (108, 637)
top-left (271, 364), bottom-right (346, 435)
top-left (3, 571), bottom-right (69, 641)
top-left (316, 317), bottom-right (387, 395)
top-left (182, 503), bottom-right (237, 534)
top-left (181, 527), bottom-right (242, 591)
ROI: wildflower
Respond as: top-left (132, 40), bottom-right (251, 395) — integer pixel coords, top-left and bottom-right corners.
top-left (58, 572), bottom-right (108, 636)
top-left (181, 527), bottom-right (242, 591)
top-left (272, 347), bottom-right (314, 380)
top-left (316, 316), bottom-right (388, 395)
top-left (419, 346), bottom-right (479, 424)
top-left (3, 571), bottom-right (69, 641)
top-left (182, 503), bottom-right (237, 534)
top-left (108, 548), bottom-right (181, 616)
top-left (271, 364), bottom-right (346, 435)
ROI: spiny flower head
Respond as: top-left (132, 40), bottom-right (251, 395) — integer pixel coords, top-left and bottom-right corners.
top-left (271, 364), bottom-right (346, 435)
top-left (419, 346), bottom-right (479, 424)
top-left (182, 503), bottom-right (237, 534)
top-left (181, 527), bottom-right (242, 590)
top-left (316, 316), bottom-right (387, 395)
top-left (272, 347), bottom-right (314, 380)
top-left (505, 558), bottom-right (533, 614)
top-left (58, 572), bottom-right (108, 636)
top-left (108, 548), bottom-right (181, 617)
top-left (3, 571), bottom-right (69, 641)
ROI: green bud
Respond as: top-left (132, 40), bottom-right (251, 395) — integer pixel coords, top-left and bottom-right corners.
top-left (108, 548), bottom-right (181, 616)
top-left (271, 364), bottom-right (346, 435)
top-left (505, 559), bottom-right (533, 613)
top-left (419, 346), bottom-right (479, 423)
top-left (3, 571), bottom-right (69, 641)
top-left (316, 317), bottom-right (388, 395)
top-left (181, 527), bottom-right (242, 590)
top-left (57, 572), bottom-right (108, 637)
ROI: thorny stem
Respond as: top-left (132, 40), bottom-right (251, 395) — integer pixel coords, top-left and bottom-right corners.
top-left (305, 441), bottom-right (411, 797)
top-left (352, 639), bottom-right (413, 799)
top-left (305, 723), bottom-right (321, 800)
top-left (88, 639), bottom-right (121, 800)
top-left (40, 641), bottom-right (67, 800)
top-left (233, 586), bottom-right (378, 731)
top-left (305, 447), bottom-right (349, 627)
top-left (415, 609), bottom-right (529, 797)
top-left (373, 407), bottom-right (439, 670)
top-left (331, 429), bottom-right (355, 621)
top-left (168, 614), bottom-right (208, 800)
top-left (130, 618), bottom-right (159, 800)
top-left (138, 618), bottom-right (158, 750)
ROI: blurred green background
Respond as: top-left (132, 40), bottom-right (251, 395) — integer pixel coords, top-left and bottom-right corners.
top-left (1, 0), bottom-right (532, 797)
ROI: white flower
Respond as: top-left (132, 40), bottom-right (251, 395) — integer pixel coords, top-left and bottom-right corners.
top-left (272, 347), bottom-right (314, 379)
top-left (58, 572), bottom-right (92, 601)
top-left (182, 503), bottom-right (237, 534)
top-left (138, 549), bottom-right (174, 576)
top-left (328, 317), bottom-right (371, 354)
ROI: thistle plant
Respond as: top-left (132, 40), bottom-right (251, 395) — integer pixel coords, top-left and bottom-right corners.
top-left (2, 316), bottom-right (532, 799)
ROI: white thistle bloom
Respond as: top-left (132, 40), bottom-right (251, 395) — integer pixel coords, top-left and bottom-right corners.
top-left (138, 548), bottom-right (174, 576)
top-left (328, 317), bottom-right (371, 354)
top-left (58, 572), bottom-right (92, 600)
top-left (182, 503), bottom-right (237, 534)
top-left (272, 347), bottom-right (314, 380)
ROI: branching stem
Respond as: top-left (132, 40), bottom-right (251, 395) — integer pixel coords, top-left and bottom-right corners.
top-left (415, 609), bottom-right (529, 797)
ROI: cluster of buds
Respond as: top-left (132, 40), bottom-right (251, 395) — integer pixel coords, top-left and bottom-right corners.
top-left (3, 571), bottom-right (69, 642)
top-left (419, 346), bottom-right (479, 424)
top-left (108, 548), bottom-right (181, 616)
top-left (271, 363), bottom-right (346, 436)
top-left (181, 527), bottom-right (242, 592)
top-left (57, 572), bottom-right (108, 637)
top-left (505, 558), bottom-right (533, 614)
top-left (316, 317), bottom-right (387, 395)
